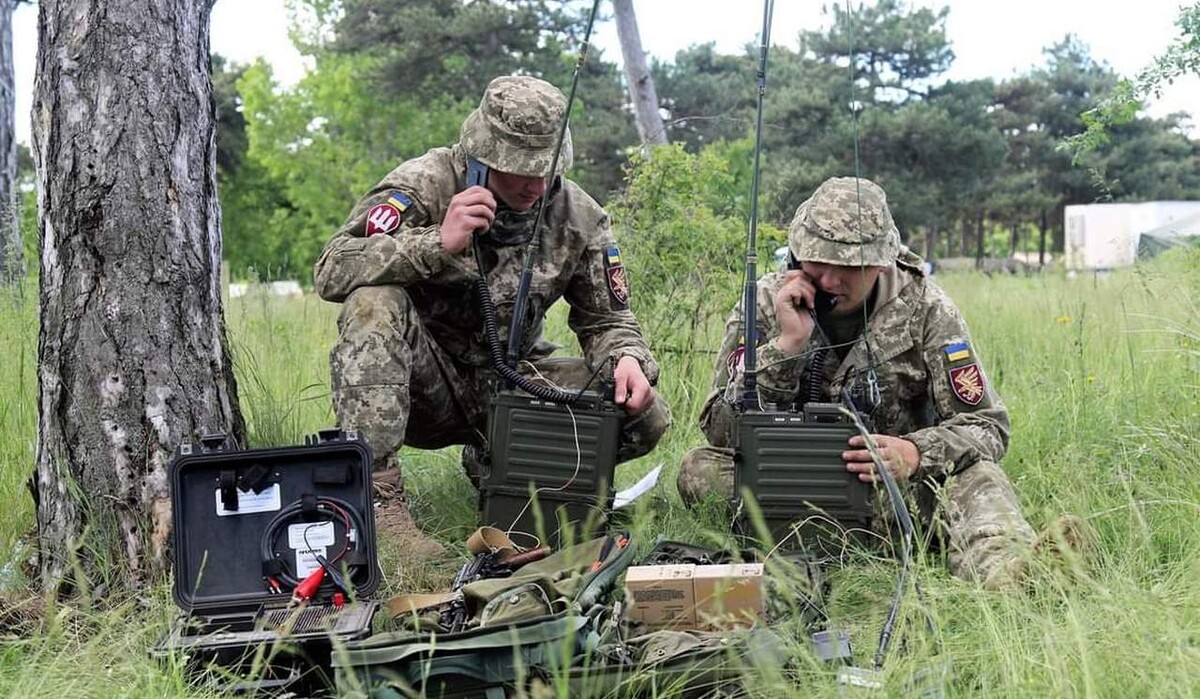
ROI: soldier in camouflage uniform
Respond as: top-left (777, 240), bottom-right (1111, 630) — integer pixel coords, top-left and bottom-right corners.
top-left (315, 76), bottom-right (671, 557)
top-left (679, 176), bottom-right (1035, 590)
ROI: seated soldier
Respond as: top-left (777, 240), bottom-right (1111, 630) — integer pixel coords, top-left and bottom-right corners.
top-left (679, 176), bottom-right (1040, 590)
top-left (315, 76), bottom-right (671, 557)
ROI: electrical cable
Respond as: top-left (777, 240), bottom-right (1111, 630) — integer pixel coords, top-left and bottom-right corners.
top-left (472, 236), bottom-right (597, 405)
top-left (260, 495), bottom-right (366, 592)
top-left (840, 388), bottom-right (912, 671)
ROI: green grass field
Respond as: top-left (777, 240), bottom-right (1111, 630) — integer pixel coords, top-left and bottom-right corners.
top-left (0, 249), bottom-right (1197, 698)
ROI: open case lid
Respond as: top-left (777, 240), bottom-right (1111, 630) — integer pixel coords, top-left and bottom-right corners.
top-left (169, 428), bottom-right (380, 614)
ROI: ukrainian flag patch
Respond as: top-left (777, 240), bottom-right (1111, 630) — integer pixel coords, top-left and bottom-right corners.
top-left (944, 341), bottom-right (971, 362)
top-left (605, 246), bottom-right (622, 265)
top-left (387, 191), bottom-right (413, 212)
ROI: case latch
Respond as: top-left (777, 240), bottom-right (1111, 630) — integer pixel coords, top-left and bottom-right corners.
top-left (200, 433), bottom-right (231, 453)
top-left (316, 428), bottom-right (344, 444)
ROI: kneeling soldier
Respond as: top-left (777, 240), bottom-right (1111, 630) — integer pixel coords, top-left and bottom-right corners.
top-left (679, 176), bottom-right (1036, 589)
top-left (315, 76), bottom-right (671, 558)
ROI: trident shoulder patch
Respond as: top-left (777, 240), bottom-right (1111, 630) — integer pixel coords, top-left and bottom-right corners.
top-left (726, 344), bottom-right (746, 376)
top-left (948, 363), bottom-right (985, 406)
top-left (365, 203), bottom-right (401, 236)
top-left (603, 245), bottom-right (630, 309)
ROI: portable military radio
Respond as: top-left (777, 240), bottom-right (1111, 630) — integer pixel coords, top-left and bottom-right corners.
top-left (479, 388), bottom-right (622, 545)
top-left (734, 401), bottom-right (872, 546)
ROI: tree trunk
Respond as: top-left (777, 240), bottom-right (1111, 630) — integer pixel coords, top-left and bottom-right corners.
top-left (1009, 223), bottom-right (1019, 257)
top-left (1038, 208), bottom-right (1048, 267)
top-left (32, 0), bottom-right (245, 593)
top-left (958, 216), bottom-right (969, 258)
top-left (924, 224), bottom-right (938, 263)
top-left (974, 210), bottom-right (985, 269)
top-left (0, 0), bottom-right (21, 285)
top-left (612, 0), bottom-right (667, 145)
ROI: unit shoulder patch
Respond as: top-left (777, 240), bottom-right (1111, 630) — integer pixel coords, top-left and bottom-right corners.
top-left (948, 363), bottom-right (985, 406)
top-left (365, 203), bottom-right (402, 236)
top-left (603, 245), bottom-right (630, 309)
top-left (726, 344), bottom-right (746, 377)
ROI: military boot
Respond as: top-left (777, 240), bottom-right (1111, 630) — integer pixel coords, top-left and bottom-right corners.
top-left (981, 515), bottom-right (1093, 591)
top-left (371, 467), bottom-right (448, 559)
top-left (460, 443), bottom-right (488, 489)
top-left (1033, 514), bottom-right (1094, 559)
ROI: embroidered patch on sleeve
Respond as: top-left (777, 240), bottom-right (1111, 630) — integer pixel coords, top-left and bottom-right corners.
top-left (948, 363), bottom-right (985, 406)
top-left (365, 203), bottom-right (401, 236)
top-left (944, 341), bottom-right (972, 362)
top-left (603, 245), bottom-right (630, 309)
top-left (386, 191), bottom-right (413, 212)
top-left (726, 344), bottom-right (746, 377)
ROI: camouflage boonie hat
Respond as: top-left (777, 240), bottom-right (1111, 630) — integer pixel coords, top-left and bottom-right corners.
top-left (460, 75), bottom-right (573, 178)
top-left (788, 177), bottom-right (900, 267)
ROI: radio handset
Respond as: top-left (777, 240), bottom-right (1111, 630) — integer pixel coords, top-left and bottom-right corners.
top-left (466, 157), bottom-right (490, 188)
top-left (786, 252), bottom-right (837, 326)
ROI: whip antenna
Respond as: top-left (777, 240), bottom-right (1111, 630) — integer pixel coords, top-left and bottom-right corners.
top-left (740, 0), bottom-right (775, 409)
top-left (504, 0), bottom-right (603, 371)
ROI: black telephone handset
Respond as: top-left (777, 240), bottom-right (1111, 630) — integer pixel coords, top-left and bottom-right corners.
top-left (466, 157), bottom-right (493, 243)
top-left (786, 252), bottom-right (837, 320)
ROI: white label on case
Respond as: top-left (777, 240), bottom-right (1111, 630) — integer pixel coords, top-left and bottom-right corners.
top-left (214, 484), bottom-right (281, 517)
top-left (295, 546), bottom-right (327, 578)
top-left (288, 521), bottom-right (336, 549)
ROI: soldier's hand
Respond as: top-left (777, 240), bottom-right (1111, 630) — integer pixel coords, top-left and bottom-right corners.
top-left (613, 355), bottom-right (654, 415)
top-left (773, 270), bottom-right (818, 353)
top-left (442, 186), bottom-right (497, 254)
top-left (843, 434), bottom-right (920, 483)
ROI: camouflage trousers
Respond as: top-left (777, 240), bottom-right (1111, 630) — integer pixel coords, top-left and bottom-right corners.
top-left (330, 285), bottom-right (671, 471)
top-left (678, 446), bottom-right (1035, 586)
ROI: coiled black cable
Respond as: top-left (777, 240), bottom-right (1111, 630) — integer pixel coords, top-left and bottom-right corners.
top-left (260, 495), bottom-right (367, 590)
top-left (807, 347), bottom-right (828, 405)
top-left (472, 235), bottom-right (589, 405)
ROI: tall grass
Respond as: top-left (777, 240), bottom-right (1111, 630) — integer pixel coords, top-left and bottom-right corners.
top-left (0, 248), bottom-right (1197, 697)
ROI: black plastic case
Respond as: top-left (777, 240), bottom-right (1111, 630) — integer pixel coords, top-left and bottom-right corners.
top-left (481, 390), bottom-right (622, 546)
top-left (158, 428), bottom-right (381, 695)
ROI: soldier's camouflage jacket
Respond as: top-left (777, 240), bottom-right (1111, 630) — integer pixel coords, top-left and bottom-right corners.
top-left (701, 247), bottom-right (1006, 479)
top-left (313, 145), bottom-right (659, 382)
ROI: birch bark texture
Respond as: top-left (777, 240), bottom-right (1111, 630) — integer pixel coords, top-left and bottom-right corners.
top-left (612, 0), bottom-right (666, 145)
top-left (32, 0), bottom-right (245, 591)
top-left (0, 0), bottom-right (22, 284)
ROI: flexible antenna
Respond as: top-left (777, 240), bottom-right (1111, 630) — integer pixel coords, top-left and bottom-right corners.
top-left (844, 3), bottom-right (881, 413)
top-left (739, 0), bottom-right (775, 410)
top-left (504, 0), bottom-right (602, 371)
top-left (840, 389), bottom-right (913, 671)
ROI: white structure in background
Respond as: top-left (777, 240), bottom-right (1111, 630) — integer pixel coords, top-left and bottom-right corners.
top-left (1064, 201), bottom-right (1200, 270)
top-left (227, 280), bottom-right (304, 299)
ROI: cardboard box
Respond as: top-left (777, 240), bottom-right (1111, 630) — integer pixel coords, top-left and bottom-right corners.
top-left (624, 564), bottom-right (695, 629)
top-left (692, 563), bottom-right (765, 629)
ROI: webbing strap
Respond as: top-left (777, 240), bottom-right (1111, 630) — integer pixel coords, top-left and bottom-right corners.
top-left (384, 591), bottom-right (457, 619)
